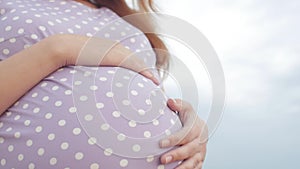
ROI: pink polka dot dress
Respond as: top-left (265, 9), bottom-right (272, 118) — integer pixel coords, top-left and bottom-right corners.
top-left (0, 0), bottom-right (182, 168)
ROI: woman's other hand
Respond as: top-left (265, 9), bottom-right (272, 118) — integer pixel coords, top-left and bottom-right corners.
top-left (160, 99), bottom-right (208, 169)
top-left (48, 34), bottom-right (159, 84)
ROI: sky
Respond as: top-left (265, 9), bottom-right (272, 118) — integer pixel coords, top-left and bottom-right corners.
top-left (158, 0), bottom-right (300, 168)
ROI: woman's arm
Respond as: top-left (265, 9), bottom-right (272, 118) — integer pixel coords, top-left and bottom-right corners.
top-left (0, 36), bottom-right (62, 115)
top-left (0, 34), bottom-right (158, 115)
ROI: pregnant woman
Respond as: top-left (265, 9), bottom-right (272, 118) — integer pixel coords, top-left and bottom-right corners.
top-left (0, 0), bottom-right (207, 168)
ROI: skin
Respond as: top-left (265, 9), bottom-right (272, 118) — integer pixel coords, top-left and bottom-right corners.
top-left (0, 1), bottom-right (208, 168)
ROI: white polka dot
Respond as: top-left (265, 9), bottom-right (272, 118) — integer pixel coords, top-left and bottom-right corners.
top-left (6, 111), bottom-right (12, 117)
top-left (132, 144), bottom-right (141, 152)
top-left (37, 148), bottom-right (45, 156)
top-left (115, 82), bottom-right (123, 87)
top-left (106, 92), bottom-right (114, 97)
top-left (48, 21), bottom-right (54, 26)
top-left (74, 81), bottom-right (82, 85)
top-left (165, 129), bottom-right (171, 136)
top-left (104, 148), bottom-right (113, 156)
top-left (28, 163), bottom-right (35, 169)
top-left (45, 113), bottom-right (53, 119)
top-left (110, 26), bottom-right (116, 30)
top-left (18, 154), bottom-right (24, 161)
top-left (101, 123), bottom-right (110, 131)
top-left (41, 82), bottom-right (47, 87)
top-left (55, 101), bottom-right (62, 107)
top-left (84, 114), bottom-right (93, 121)
top-left (73, 128), bottom-right (81, 135)
top-left (31, 34), bottom-right (38, 40)
top-left (8, 145), bottom-right (14, 152)
top-left (146, 155), bottom-right (154, 162)
top-left (145, 99), bottom-right (152, 105)
top-left (65, 90), bottom-right (72, 95)
top-left (96, 103), bottom-right (104, 109)
top-left (14, 115), bottom-right (21, 120)
top-left (75, 152), bottom-right (84, 160)
top-left (6, 127), bottom-right (12, 132)
top-left (159, 109), bottom-right (165, 115)
top-left (131, 90), bottom-right (138, 96)
top-left (42, 96), bottom-right (49, 102)
top-left (14, 131), bottom-right (21, 138)
top-left (122, 99), bottom-right (130, 106)
top-left (0, 137), bottom-right (4, 144)
top-left (88, 137), bottom-right (97, 145)
top-left (18, 28), bottom-right (24, 34)
top-left (107, 70), bottom-right (115, 74)
top-left (25, 19), bottom-right (33, 23)
top-left (128, 120), bottom-right (136, 127)
top-left (80, 95), bottom-right (88, 101)
top-left (22, 103), bottom-right (29, 109)
top-left (152, 119), bottom-right (159, 126)
top-left (123, 75), bottom-right (130, 80)
top-left (24, 120), bottom-right (31, 126)
top-left (144, 131), bottom-right (151, 138)
top-left (143, 77), bottom-right (149, 82)
top-left (120, 159), bottom-right (128, 167)
top-left (58, 120), bottom-right (66, 126)
top-left (138, 109), bottom-right (146, 116)
top-left (84, 71), bottom-right (92, 77)
top-left (38, 26), bottom-right (46, 31)
top-left (157, 165), bottom-right (165, 169)
top-left (117, 133), bottom-right (126, 141)
top-left (9, 38), bottom-right (16, 43)
top-left (112, 111), bottom-right (120, 118)
top-left (35, 126), bottom-right (43, 133)
top-left (0, 122), bottom-right (2, 128)
top-left (90, 85), bottom-right (98, 91)
top-left (60, 78), bottom-right (67, 82)
top-left (121, 31), bottom-right (126, 36)
top-left (61, 142), bottom-right (69, 150)
top-left (90, 163), bottom-right (99, 169)
top-left (69, 107), bottom-right (77, 113)
top-left (0, 158), bottom-right (6, 166)
top-left (130, 38), bottom-right (136, 43)
top-left (52, 86), bottom-right (59, 91)
top-left (5, 26), bottom-right (12, 31)
top-left (50, 157), bottom-right (57, 165)
top-left (26, 139), bottom-right (33, 147)
top-left (48, 133), bottom-right (55, 141)
top-left (68, 28), bottom-right (74, 33)
top-left (99, 77), bottom-right (107, 81)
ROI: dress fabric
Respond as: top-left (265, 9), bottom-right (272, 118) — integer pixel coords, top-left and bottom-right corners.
top-left (0, 0), bottom-right (182, 168)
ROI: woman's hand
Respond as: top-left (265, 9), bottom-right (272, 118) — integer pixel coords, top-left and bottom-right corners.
top-left (50, 34), bottom-right (159, 84)
top-left (160, 99), bottom-right (208, 169)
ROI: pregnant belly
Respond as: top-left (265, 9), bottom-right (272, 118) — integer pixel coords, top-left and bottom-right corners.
top-left (0, 66), bottom-right (182, 168)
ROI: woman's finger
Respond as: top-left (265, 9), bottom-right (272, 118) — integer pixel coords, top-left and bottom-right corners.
top-left (174, 152), bottom-right (204, 169)
top-left (160, 137), bottom-right (202, 164)
top-left (160, 99), bottom-right (200, 148)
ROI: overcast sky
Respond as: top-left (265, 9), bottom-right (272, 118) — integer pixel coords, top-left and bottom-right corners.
top-left (159, 0), bottom-right (300, 168)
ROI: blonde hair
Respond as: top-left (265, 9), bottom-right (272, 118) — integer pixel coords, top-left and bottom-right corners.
top-left (96, 0), bottom-right (169, 78)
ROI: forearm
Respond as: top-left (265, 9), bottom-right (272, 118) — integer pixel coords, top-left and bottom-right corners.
top-left (0, 37), bottom-right (62, 115)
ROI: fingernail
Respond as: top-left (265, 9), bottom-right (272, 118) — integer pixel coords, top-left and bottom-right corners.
top-left (160, 139), bottom-right (170, 148)
top-left (172, 99), bottom-right (177, 104)
top-left (165, 156), bottom-right (173, 164)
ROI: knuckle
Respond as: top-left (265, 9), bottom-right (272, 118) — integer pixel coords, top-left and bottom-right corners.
top-left (173, 148), bottom-right (189, 160)
top-left (169, 134), bottom-right (182, 145)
